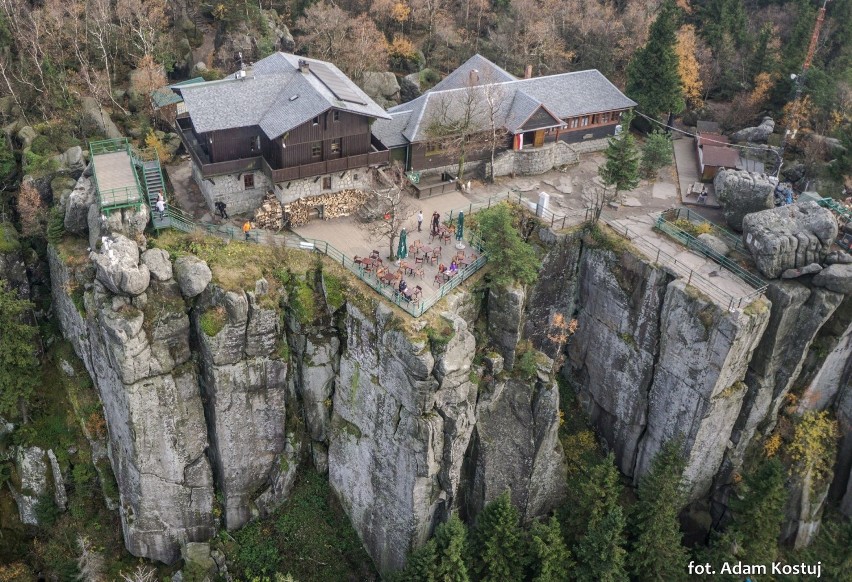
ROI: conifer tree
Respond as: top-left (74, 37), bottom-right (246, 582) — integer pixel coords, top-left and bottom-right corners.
top-left (469, 491), bottom-right (525, 581)
top-left (599, 111), bottom-right (640, 204)
top-left (396, 539), bottom-right (438, 582)
top-left (626, 0), bottom-right (684, 119)
top-left (571, 454), bottom-right (628, 582)
top-left (626, 441), bottom-right (689, 581)
top-left (528, 516), bottom-right (573, 582)
top-left (726, 458), bottom-right (787, 565)
top-left (433, 515), bottom-right (470, 582)
top-left (0, 280), bottom-right (39, 422)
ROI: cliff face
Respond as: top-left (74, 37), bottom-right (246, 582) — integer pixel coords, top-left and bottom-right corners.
top-left (46, 211), bottom-right (852, 571)
top-left (49, 243), bottom-right (215, 564)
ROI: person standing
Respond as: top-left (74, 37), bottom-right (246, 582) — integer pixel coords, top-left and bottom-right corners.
top-left (243, 221), bottom-right (252, 241)
top-left (417, 210), bottom-right (423, 232)
top-left (155, 198), bottom-right (166, 219)
top-left (431, 211), bottom-right (440, 235)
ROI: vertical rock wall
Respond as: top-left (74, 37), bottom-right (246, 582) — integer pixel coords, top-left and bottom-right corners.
top-left (49, 245), bottom-right (215, 564)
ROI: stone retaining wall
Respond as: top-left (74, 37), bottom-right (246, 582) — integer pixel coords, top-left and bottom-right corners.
top-left (487, 141), bottom-right (581, 178)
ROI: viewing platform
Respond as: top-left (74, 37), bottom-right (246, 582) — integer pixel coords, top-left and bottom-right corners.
top-left (89, 138), bottom-right (146, 212)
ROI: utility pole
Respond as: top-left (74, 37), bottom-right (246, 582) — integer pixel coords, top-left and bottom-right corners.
top-left (777, 0), bottom-right (830, 177)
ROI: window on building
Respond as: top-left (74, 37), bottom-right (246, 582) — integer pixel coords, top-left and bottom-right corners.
top-left (426, 141), bottom-right (442, 156)
top-left (250, 135), bottom-right (260, 151)
top-left (569, 118), bottom-right (579, 129)
top-left (600, 112), bottom-right (610, 124)
top-left (333, 110), bottom-right (340, 122)
top-left (330, 139), bottom-right (342, 155)
top-left (312, 116), bottom-right (320, 126)
top-left (311, 142), bottom-right (322, 158)
top-left (582, 116), bottom-right (589, 126)
top-left (322, 176), bottom-right (332, 190)
top-left (244, 173), bottom-right (255, 189)
top-left (591, 114), bottom-right (599, 124)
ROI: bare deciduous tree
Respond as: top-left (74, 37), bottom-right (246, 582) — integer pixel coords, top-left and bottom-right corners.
top-left (76, 535), bottom-right (107, 582)
top-left (365, 164), bottom-right (414, 261)
top-left (119, 565), bottom-right (156, 582)
top-left (17, 182), bottom-right (46, 238)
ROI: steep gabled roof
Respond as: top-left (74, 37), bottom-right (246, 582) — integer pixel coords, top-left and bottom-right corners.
top-left (428, 54), bottom-right (516, 92)
top-left (376, 63), bottom-right (636, 145)
top-left (176, 53), bottom-right (389, 138)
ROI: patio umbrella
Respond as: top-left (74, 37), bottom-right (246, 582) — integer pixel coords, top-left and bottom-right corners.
top-left (456, 211), bottom-right (464, 241)
top-left (397, 228), bottom-right (408, 261)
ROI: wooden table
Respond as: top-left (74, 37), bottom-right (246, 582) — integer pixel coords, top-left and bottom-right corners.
top-left (380, 272), bottom-right (398, 286)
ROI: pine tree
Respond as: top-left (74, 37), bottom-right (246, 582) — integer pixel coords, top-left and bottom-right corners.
top-left (528, 516), bottom-right (573, 582)
top-left (469, 491), bottom-right (525, 581)
top-left (626, 441), bottom-right (689, 581)
top-left (433, 515), bottom-right (470, 582)
top-left (727, 458), bottom-right (787, 565)
top-left (598, 111), bottom-right (640, 203)
top-left (571, 454), bottom-right (628, 582)
top-left (0, 280), bottom-right (39, 423)
top-left (625, 0), bottom-right (684, 119)
top-left (640, 130), bottom-right (673, 179)
top-left (396, 539), bottom-right (438, 582)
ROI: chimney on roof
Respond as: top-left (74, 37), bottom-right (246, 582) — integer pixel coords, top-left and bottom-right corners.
top-left (298, 59), bottom-right (310, 74)
top-left (469, 69), bottom-right (479, 85)
top-left (524, 65), bottom-right (533, 79)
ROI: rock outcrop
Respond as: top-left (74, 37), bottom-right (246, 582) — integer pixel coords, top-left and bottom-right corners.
top-left (813, 264), bottom-right (852, 294)
top-left (50, 245), bottom-right (215, 564)
top-left (359, 72), bottom-right (401, 108)
top-left (743, 202), bottom-right (838, 279)
top-left (91, 235), bottom-right (150, 296)
top-left (714, 169), bottom-right (775, 231)
top-left (731, 116), bottom-right (775, 143)
top-left (175, 256), bottom-right (212, 298)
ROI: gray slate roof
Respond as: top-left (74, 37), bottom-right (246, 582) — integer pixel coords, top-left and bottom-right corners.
top-left (379, 56), bottom-right (635, 145)
top-left (177, 53), bottom-right (389, 138)
top-left (428, 54), bottom-right (516, 92)
top-left (371, 111), bottom-right (413, 148)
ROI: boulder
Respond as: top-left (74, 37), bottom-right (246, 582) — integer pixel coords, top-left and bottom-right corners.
top-left (359, 72), bottom-right (400, 108)
top-left (731, 116), bottom-right (775, 143)
top-left (781, 263), bottom-right (822, 279)
top-left (92, 234), bottom-right (151, 296)
top-left (141, 248), bottom-right (173, 281)
top-left (399, 74), bottom-right (421, 103)
top-left (16, 125), bottom-right (37, 150)
top-left (183, 542), bottom-right (217, 575)
top-left (50, 175), bottom-right (77, 202)
top-left (742, 202), bottom-right (838, 279)
top-left (174, 255), bottom-right (212, 298)
top-left (9, 446), bottom-right (48, 525)
top-left (714, 169), bottom-right (775, 231)
top-left (697, 233), bottom-right (731, 256)
top-left (812, 264), bottom-right (852, 294)
top-left (825, 251), bottom-right (852, 265)
top-left (54, 146), bottom-right (85, 178)
top-left (81, 97), bottom-right (122, 139)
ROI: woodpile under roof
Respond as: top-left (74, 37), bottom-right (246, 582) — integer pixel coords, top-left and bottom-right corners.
top-left (284, 189), bottom-right (369, 226)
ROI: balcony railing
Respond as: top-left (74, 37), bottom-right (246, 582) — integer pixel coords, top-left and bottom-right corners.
top-left (176, 119), bottom-right (390, 182)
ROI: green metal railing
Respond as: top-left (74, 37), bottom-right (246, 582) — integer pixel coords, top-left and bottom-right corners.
top-left (817, 197), bottom-right (852, 221)
top-left (661, 207), bottom-right (747, 254)
top-left (446, 190), bottom-right (593, 230)
top-left (88, 138), bottom-right (146, 213)
top-left (604, 216), bottom-right (767, 311)
top-left (654, 214), bottom-right (767, 291)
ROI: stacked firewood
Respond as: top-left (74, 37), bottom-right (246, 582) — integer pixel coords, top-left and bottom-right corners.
top-left (253, 193), bottom-right (284, 230)
top-left (284, 189), bottom-right (369, 226)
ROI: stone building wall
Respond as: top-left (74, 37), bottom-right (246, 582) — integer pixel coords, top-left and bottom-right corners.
top-left (487, 141), bottom-right (581, 178)
top-left (274, 170), bottom-right (373, 205)
top-left (192, 162), bottom-right (374, 216)
top-left (193, 164), bottom-right (272, 216)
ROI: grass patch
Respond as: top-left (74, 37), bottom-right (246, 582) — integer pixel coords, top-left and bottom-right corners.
top-left (671, 218), bottom-right (713, 237)
top-left (425, 315), bottom-right (455, 354)
top-left (323, 272), bottom-right (346, 312)
top-left (742, 297), bottom-right (769, 317)
top-left (585, 222), bottom-right (629, 253)
top-left (290, 276), bottom-right (318, 325)
top-left (228, 469), bottom-right (375, 581)
top-left (199, 305), bottom-right (227, 336)
top-left (0, 222), bottom-right (21, 253)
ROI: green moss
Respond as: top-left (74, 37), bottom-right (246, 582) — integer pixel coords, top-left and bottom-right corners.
top-left (199, 306), bottom-right (227, 336)
top-left (276, 338), bottom-right (290, 361)
top-left (619, 332), bottom-right (637, 349)
top-left (515, 344), bottom-right (538, 380)
top-left (323, 272), bottom-right (346, 312)
top-left (290, 277), bottom-right (317, 325)
top-left (697, 305), bottom-right (716, 332)
top-left (743, 297), bottom-right (769, 317)
top-left (0, 222), bottom-right (21, 253)
top-left (716, 381), bottom-right (746, 399)
top-left (426, 316), bottom-right (455, 354)
top-left (586, 223), bottom-right (629, 253)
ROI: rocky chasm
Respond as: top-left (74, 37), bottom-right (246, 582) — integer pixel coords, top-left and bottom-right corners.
top-left (40, 216), bottom-right (852, 575)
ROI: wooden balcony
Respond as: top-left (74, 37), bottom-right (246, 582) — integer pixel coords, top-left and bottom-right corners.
top-left (260, 149), bottom-right (390, 183)
top-left (176, 125), bottom-right (262, 178)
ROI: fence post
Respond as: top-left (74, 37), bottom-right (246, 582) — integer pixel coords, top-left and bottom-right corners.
top-left (325, 242), bottom-right (328, 255)
top-left (687, 270), bottom-right (693, 285)
top-left (469, 202), bottom-right (472, 214)
top-left (655, 248), bottom-right (660, 263)
top-left (562, 217), bottom-right (566, 229)
top-left (488, 198), bottom-right (491, 209)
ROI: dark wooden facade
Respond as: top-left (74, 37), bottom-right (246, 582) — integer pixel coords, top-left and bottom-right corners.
top-left (177, 108), bottom-right (387, 182)
top-left (403, 108), bottom-right (625, 172)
